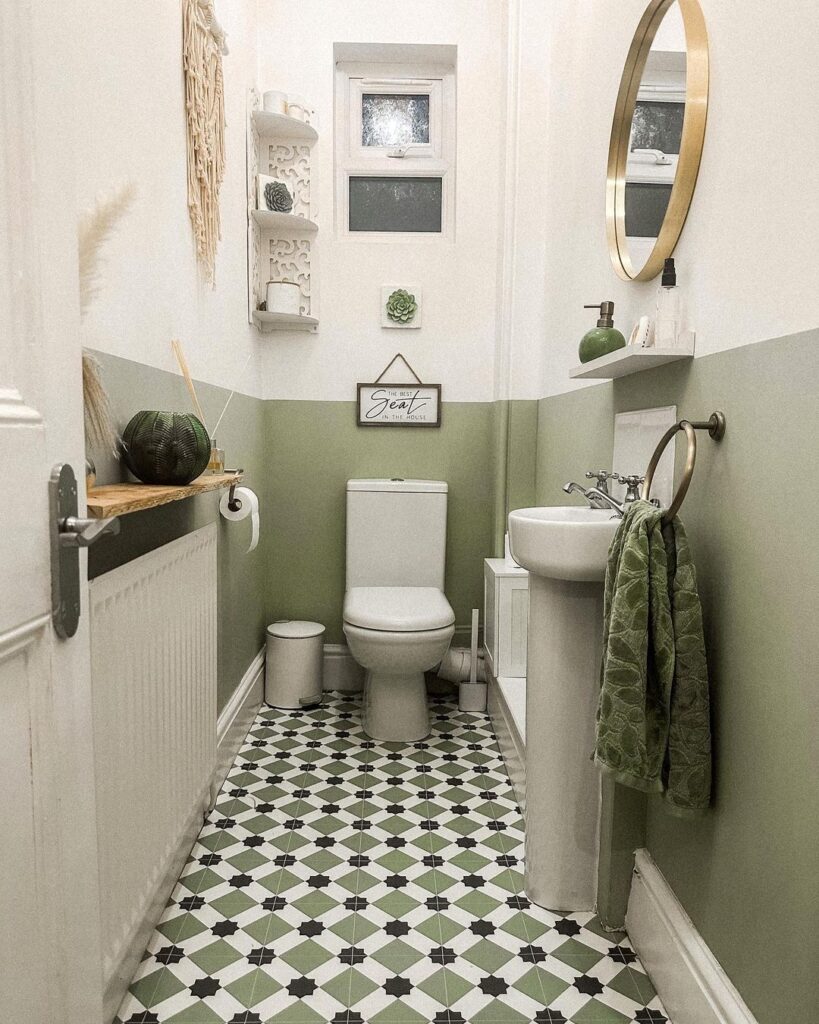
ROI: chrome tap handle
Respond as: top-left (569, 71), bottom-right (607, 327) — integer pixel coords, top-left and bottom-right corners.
top-left (59, 515), bottom-right (121, 548)
top-left (615, 474), bottom-right (646, 504)
top-left (585, 469), bottom-right (615, 495)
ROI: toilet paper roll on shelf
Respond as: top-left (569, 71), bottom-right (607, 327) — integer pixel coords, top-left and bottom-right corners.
top-left (219, 485), bottom-right (260, 552)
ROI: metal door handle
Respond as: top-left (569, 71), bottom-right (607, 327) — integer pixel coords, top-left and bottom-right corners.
top-left (50, 463), bottom-right (120, 638)
top-left (59, 515), bottom-right (120, 547)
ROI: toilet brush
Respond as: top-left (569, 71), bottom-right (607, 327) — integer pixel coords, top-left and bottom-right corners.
top-left (459, 609), bottom-right (487, 712)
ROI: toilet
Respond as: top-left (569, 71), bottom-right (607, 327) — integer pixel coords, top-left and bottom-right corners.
top-left (343, 479), bottom-right (456, 741)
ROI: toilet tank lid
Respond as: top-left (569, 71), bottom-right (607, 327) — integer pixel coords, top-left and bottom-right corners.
top-left (347, 478), bottom-right (447, 493)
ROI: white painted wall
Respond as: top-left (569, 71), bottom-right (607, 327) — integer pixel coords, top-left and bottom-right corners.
top-left (522, 0), bottom-right (819, 399)
top-left (73, 0), bottom-right (266, 401)
top-left (256, 0), bottom-right (507, 402)
top-left (67, 0), bottom-right (818, 406)
top-left (495, 0), bottom-right (551, 401)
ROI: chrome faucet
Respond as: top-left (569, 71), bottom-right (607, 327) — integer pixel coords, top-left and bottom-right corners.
top-left (585, 469), bottom-right (616, 496)
top-left (616, 474), bottom-right (646, 504)
top-left (565, 468), bottom-right (661, 517)
top-left (582, 487), bottom-right (625, 515)
top-left (563, 470), bottom-right (624, 513)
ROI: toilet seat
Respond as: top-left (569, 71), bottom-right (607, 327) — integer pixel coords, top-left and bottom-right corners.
top-left (343, 587), bottom-right (455, 633)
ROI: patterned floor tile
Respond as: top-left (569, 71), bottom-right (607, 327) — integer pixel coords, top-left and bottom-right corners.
top-left (115, 693), bottom-right (668, 1024)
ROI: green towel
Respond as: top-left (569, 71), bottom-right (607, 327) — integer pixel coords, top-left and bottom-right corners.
top-left (595, 499), bottom-right (712, 816)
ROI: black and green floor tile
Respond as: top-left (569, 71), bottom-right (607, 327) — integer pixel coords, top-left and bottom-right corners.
top-left (115, 692), bottom-right (668, 1024)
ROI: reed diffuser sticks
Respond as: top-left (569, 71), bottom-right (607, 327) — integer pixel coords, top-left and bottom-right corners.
top-left (171, 338), bottom-right (209, 430)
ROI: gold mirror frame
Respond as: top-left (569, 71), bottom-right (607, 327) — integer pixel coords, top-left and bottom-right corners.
top-left (606, 0), bottom-right (709, 281)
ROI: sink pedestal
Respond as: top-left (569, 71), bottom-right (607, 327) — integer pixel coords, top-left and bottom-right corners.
top-left (507, 505), bottom-right (618, 913)
top-left (524, 574), bottom-right (603, 911)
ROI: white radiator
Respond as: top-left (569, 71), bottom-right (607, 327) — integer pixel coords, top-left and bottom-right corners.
top-left (89, 524), bottom-right (217, 1016)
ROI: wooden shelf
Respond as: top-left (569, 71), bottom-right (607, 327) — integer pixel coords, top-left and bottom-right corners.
top-left (251, 209), bottom-right (318, 233)
top-left (251, 109), bottom-right (318, 144)
top-left (252, 310), bottom-right (318, 333)
top-left (87, 472), bottom-right (241, 519)
top-left (569, 333), bottom-right (695, 380)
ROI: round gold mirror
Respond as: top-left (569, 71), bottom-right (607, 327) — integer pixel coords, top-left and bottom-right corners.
top-left (606, 0), bottom-right (709, 281)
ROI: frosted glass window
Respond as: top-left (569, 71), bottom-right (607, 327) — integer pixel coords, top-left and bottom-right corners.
top-left (362, 94), bottom-right (430, 147)
top-left (348, 176), bottom-right (443, 232)
top-left (625, 182), bottom-right (673, 237)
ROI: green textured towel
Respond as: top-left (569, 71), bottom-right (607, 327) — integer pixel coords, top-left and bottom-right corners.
top-left (595, 500), bottom-right (712, 816)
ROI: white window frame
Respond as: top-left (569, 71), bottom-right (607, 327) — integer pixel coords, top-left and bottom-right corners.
top-left (335, 60), bottom-right (456, 241)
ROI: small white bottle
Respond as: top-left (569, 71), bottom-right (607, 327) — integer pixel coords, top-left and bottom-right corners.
top-left (655, 257), bottom-right (682, 347)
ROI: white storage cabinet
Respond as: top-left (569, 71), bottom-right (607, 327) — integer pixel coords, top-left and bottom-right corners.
top-left (483, 558), bottom-right (529, 679)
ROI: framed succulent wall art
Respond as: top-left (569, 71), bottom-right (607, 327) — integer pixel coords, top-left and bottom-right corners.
top-left (381, 285), bottom-right (422, 328)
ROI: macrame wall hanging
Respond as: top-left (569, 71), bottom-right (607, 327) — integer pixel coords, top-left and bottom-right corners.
top-left (183, 0), bottom-right (228, 285)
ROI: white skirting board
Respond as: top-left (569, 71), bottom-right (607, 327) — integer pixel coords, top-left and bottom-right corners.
top-left (487, 670), bottom-right (526, 811)
top-left (627, 849), bottom-right (759, 1024)
top-left (323, 643), bottom-right (365, 691)
top-left (213, 647), bottom-right (266, 803)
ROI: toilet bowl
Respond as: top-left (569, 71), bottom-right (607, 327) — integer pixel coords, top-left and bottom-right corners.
top-left (343, 478), bottom-right (455, 742)
top-left (343, 586), bottom-right (455, 741)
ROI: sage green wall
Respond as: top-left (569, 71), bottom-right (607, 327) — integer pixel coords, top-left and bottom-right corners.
top-left (534, 330), bottom-right (819, 1022)
top-left (265, 401), bottom-right (499, 644)
top-left (86, 353), bottom-right (531, 708)
top-left (87, 353), bottom-right (270, 714)
top-left (491, 400), bottom-right (540, 552)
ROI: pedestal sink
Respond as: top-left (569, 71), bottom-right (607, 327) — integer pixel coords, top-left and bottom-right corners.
top-left (508, 506), bottom-right (619, 911)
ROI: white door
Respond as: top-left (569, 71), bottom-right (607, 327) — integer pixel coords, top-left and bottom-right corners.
top-left (0, 2), bottom-right (104, 1021)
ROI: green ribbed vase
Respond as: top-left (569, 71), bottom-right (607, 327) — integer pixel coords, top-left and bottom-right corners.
top-left (121, 411), bottom-right (211, 485)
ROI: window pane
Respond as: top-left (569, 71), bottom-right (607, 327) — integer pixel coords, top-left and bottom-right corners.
top-left (362, 93), bottom-right (430, 147)
top-left (349, 176), bottom-right (443, 232)
top-left (625, 182), bottom-right (673, 238)
top-left (630, 101), bottom-right (685, 155)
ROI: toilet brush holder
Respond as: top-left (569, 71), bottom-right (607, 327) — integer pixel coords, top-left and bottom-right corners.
top-left (458, 608), bottom-right (487, 712)
top-left (459, 680), bottom-right (487, 712)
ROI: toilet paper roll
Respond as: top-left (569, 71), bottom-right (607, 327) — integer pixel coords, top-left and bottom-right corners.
top-left (219, 486), bottom-right (260, 553)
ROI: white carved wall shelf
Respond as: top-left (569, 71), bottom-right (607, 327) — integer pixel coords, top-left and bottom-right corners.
top-left (246, 90), bottom-right (319, 334)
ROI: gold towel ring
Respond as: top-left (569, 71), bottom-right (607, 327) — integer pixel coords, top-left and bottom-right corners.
top-left (642, 411), bottom-right (726, 525)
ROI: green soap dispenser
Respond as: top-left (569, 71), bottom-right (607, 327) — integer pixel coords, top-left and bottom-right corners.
top-left (579, 301), bottom-right (626, 363)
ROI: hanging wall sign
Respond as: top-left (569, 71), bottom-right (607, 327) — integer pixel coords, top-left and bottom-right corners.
top-left (357, 354), bottom-right (441, 428)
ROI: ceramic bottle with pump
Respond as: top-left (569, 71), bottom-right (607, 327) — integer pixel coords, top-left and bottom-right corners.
top-left (655, 258), bottom-right (683, 347)
top-left (579, 301), bottom-right (626, 363)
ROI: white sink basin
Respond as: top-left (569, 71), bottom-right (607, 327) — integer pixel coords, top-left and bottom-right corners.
top-left (508, 506), bottom-right (619, 582)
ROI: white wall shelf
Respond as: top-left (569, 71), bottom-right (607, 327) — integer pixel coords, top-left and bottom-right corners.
top-left (247, 88), bottom-right (319, 334)
top-left (569, 333), bottom-right (695, 380)
top-left (252, 310), bottom-right (319, 333)
top-left (251, 209), bottom-right (318, 233)
top-left (251, 109), bottom-right (318, 144)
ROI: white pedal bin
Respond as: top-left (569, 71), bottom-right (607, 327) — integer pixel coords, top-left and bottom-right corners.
top-left (265, 620), bottom-right (325, 709)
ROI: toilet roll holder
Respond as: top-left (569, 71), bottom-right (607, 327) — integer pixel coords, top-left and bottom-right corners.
top-left (226, 469), bottom-right (245, 512)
